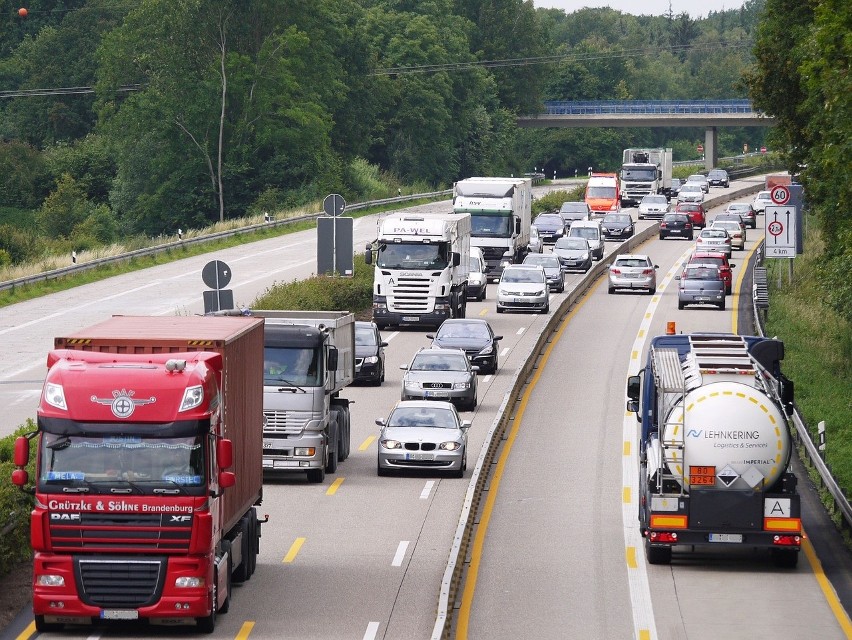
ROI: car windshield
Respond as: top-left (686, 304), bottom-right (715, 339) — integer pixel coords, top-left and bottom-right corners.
top-left (709, 171), bottom-right (727, 179)
top-left (684, 267), bottom-right (720, 279)
top-left (410, 353), bottom-right (468, 371)
top-left (534, 215), bottom-right (562, 226)
top-left (681, 185), bottom-right (702, 192)
top-left (569, 227), bottom-right (599, 240)
top-left (469, 214), bottom-right (513, 238)
top-left (502, 268), bottom-right (544, 283)
top-left (687, 175), bottom-right (705, 182)
top-left (561, 211), bottom-right (587, 221)
top-left (387, 407), bottom-right (457, 429)
top-left (375, 241), bottom-right (449, 269)
top-left (615, 258), bottom-right (650, 268)
top-left (355, 327), bottom-right (378, 346)
top-left (691, 257), bottom-right (724, 268)
top-left (714, 222), bottom-right (739, 230)
top-left (728, 205), bottom-right (749, 212)
top-left (603, 214), bottom-right (631, 224)
top-left (664, 215), bottom-right (687, 222)
top-left (641, 196), bottom-right (667, 205)
top-left (757, 191), bottom-right (771, 199)
top-left (524, 255), bottom-right (560, 268)
top-left (468, 257), bottom-right (483, 272)
top-left (438, 322), bottom-right (489, 339)
top-left (555, 238), bottom-right (588, 250)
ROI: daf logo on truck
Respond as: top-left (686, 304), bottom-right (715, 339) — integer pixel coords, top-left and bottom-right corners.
top-left (90, 388), bottom-right (156, 418)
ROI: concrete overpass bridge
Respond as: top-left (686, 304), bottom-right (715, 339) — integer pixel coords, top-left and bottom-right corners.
top-left (518, 100), bottom-right (775, 169)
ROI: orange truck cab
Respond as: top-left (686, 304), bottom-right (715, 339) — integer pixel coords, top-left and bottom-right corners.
top-left (585, 173), bottom-right (620, 217)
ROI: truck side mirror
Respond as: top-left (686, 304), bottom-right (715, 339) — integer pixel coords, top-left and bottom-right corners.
top-left (626, 400), bottom-right (639, 413)
top-left (328, 346), bottom-right (339, 371)
top-left (218, 471), bottom-right (236, 489)
top-left (780, 374), bottom-right (794, 414)
top-left (217, 438), bottom-right (233, 470)
top-left (626, 374), bottom-right (641, 401)
top-left (364, 249), bottom-right (372, 265)
top-left (514, 216), bottom-right (521, 235)
top-left (452, 252), bottom-right (460, 267)
top-left (14, 436), bottom-right (30, 467)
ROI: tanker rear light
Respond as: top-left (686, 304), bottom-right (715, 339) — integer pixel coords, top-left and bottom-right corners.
top-left (764, 517), bottom-right (801, 533)
top-left (649, 514), bottom-right (687, 529)
top-left (772, 535), bottom-right (801, 547)
top-left (649, 531), bottom-right (678, 543)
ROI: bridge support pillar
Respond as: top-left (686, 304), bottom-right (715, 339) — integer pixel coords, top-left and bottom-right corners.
top-left (705, 127), bottom-right (718, 170)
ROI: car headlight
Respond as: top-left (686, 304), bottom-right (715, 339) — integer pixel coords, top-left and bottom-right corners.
top-left (381, 439), bottom-right (402, 449)
top-left (581, 253), bottom-right (589, 260)
top-left (453, 382), bottom-right (470, 390)
top-left (440, 441), bottom-right (463, 451)
top-left (500, 260), bottom-right (512, 268)
top-left (364, 356), bottom-right (379, 364)
top-left (469, 276), bottom-right (482, 285)
top-left (478, 345), bottom-right (493, 356)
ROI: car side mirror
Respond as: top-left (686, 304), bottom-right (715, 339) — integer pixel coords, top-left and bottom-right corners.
top-left (653, 265), bottom-right (659, 269)
top-left (494, 336), bottom-right (503, 341)
top-left (426, 334), bottom-right (435, 340)
top-left (399, 364), bottom-right (408, 370)
top-left (729, 264), bottom-right (736, 269)
top-left (380, 342), bottom-right (388, 347)
top-left (461, 421), bottom-right (472, 430)
top-left (375, 418), bottom-right (385, 427)
top-left (674, 275), bottom-right (681, 280)
top-left (471, 366), bottom-right (480, 372)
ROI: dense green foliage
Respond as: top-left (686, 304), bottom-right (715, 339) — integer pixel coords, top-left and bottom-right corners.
top-left (0, 0), bottom-right (768, 262)
top-left (0, 423), bottom-right (37, 574)
top-left (747, 0), bottom-right (852, 323)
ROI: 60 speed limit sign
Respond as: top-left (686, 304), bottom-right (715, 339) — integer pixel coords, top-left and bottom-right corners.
top-left (770, 185), bottom-right (791, 205)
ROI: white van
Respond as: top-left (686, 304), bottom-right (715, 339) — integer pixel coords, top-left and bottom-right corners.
top-left (568, 220), bottom-right (604, 261)
top-left (467, 246), bottom-right (488, 301)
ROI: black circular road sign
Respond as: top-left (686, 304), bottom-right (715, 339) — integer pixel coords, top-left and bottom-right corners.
top-left (202, 260), bottom-right (232, 289)
top-left (323, 193), bottom-right (346, 217)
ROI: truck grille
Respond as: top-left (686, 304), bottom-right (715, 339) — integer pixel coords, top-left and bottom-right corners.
top-left (388, 276), bottom-right (433, 312)
top-left (50, 513), bottom-right (192, 553)
top-left (76, 557), bottom-right (165, 608)
top-left (264, 409), bottom-right (312, 435)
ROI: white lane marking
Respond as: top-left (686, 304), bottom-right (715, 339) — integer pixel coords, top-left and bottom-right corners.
top-left (363, 621), bottom-right (381, 640)
top-left (385, 331), bottom-right (400, 342)
top-left (3, 359), bottom-right (45, 380)
top-left (483, 375), bottom-right (493, 383)
top-left (516, 327), bottom-right (525, 335)
top-left (392, 541), bottom-right (409, 567)
top-left (420, 481), bottom-right (435, 500)
top-left (499, 347), bottom-right (510, 357)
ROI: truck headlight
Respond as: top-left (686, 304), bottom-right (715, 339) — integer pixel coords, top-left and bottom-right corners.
top-left (294, 447), bottom-right (316, 456)
top-left (175, 576), bottom-right (205, 588)
top-left (372, 295), bottom-right (387, 311)
top-left (381, 439), bottom-right (402, 449)
top-left (44, 383), bottom-right (67, 411)
top-left (180, 385), bottom-right (204, 411)
top-left (36, 575), bottom-right (65, 587)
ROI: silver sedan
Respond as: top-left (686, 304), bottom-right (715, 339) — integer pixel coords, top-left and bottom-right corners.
top-left (377, 401), bottom-right (470, 477)
top-left (400, 348), bottom-right (478, 410)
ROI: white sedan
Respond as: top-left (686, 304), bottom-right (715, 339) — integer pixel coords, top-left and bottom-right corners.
top-left (752, 190), bottom-right (774, 213)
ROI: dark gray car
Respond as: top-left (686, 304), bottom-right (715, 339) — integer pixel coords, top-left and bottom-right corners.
top-left (553, 237), bottom-right (592, 272)
top-left (532, 213), bottom-right (566, 244)
top-left (676, 265), bottom-right (726, 310)
top-left (523, 253), bottom-right (565, 292)
top-left (558, 202), bottom-right (591, 230)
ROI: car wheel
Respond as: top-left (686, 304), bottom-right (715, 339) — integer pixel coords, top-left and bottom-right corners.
top-left (687, 234), bottom-right (693, 240)
top-left (377, 461), bottom-right (391, 477)
top-left (541, 302), bottom-right (549, 314)
top-left (608, 286), bottom-right (615, 294)
top-left (659, 233), bottom-right (665, 240)
top-left (479, 286), bottom-right (486, 301)
top-left (649, 287), bottom-right (656, 295)
top-left (718, 299), bottom-right (726, 310)
top-left (496, 305), bottom-right (504, 314)
top-left (678, 301), bottom-right (684, 310)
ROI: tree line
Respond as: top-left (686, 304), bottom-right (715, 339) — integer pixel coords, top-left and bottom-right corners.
top-left (0, 0), bottom-right (767, 265)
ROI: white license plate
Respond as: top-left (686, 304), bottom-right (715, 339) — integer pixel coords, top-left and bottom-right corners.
top-left (513, 297), bottom-right (526, 303)
top-left (406, 453), bottom-right (434, 461)
top-left (425, 391), bottom-right (448, 398)
top-left (708, 533), bottom-right (743, 543)
top-left (273, 460), bottom-right (301, 468)
top-left (101, 610), bottom-right (139, 621)
top-left (402, 316), bottom-right (419, 322)
top-left (695, 297), bottom-right (710, 301)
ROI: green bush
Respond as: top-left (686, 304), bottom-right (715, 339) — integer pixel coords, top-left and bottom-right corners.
top-left (532, 186), bottom-right (585, 215)
top-left (0, 422), bottom-right (37, 575)
top-left (252, 253), bottom-right (373, 313)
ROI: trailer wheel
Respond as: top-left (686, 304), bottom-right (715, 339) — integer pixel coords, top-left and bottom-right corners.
top-left (645, 539), bottom-right (672, 565)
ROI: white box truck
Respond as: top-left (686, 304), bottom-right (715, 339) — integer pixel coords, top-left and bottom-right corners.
top-left (452, 177), bottom-right (532, 281)
top-left (619, 148), bottom-right (672, 207)
top-left (366, 212), bottom-right (470, 329)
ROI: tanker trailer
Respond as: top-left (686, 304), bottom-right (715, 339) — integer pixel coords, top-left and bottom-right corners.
top-left (626, 333), bottom-right (800, 566)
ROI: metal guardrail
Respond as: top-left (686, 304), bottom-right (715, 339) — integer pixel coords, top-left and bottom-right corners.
top-left (0, 189), bottom-right (454, 293)
top-left (542, 99), bottom-right (759, 116)
top-left (751, 245), bottom-right (852, 537)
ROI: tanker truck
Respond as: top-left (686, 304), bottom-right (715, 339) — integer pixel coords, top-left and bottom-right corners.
top-left (626, 332), bottom-right (800, 567)
top-left (11, 315), bottom-right (266, 633)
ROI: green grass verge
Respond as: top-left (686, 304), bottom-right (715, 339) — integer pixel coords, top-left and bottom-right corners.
top-left (764, 225), bottom-right (852, 529)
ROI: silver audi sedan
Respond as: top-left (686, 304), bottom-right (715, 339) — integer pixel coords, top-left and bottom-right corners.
top-left (400, 348), bottom-right (478, 410)
top-left (377, 401), bottom-right (470, 477)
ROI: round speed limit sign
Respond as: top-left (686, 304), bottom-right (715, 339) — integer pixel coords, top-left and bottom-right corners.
top-left (770, 185), bottom-right (791, 205)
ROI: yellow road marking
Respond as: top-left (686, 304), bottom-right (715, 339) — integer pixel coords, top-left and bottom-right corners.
top-left (731, 239), bottom-right (762, 333)
top-left (626, 545), bottom-right (638, 569)
top-left (478, 308), bottom-right (488, 316)
top-left (623, 487), bottom-right (631, 504)
top-left (456, 284), bottom-right (597, 638)
top-left (803, 532), bottom-right (852, 635)
top-left (326, 477), bottom-right (345, 496)
top-left (623, 441), bottom-right (631, 456)
top-left (236, 621), bottom-right (255, 639)
top-left (283, 537), bottom-right (306, 563)
top-left (14, 621), bottom-right (35, 640)
top-left (359, 435), bottom-right (376, 451)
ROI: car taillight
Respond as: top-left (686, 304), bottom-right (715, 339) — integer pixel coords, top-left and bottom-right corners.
top-left (685, 223), bottom-right (692, 229)
top-left (642, 269), bottom-right (654, 275)
top-left (610, 268), bottom-right (621, 275)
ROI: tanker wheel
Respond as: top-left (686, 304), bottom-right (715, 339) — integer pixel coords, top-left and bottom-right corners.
top-left (645, 539), bottom-right (672, 565)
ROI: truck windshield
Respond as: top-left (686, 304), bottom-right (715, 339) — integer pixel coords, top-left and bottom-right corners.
top-left (375, 242), bottom-right (449, 269)
top-left (469, 214), bottom-right (513, 238)
top-left (264, 346), bottom-right (322, 386)
top-left (587, 186), bottom-right (616, 199)
top-left (621, 168), bottom-right (657, 181)
top-left (39, 434), bottom-right (205, 490)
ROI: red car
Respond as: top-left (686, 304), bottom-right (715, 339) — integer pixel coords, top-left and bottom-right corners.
top-left (687, 252), bottom-right (736, 294)
top-left (675, 202), bottom-right (706, 228)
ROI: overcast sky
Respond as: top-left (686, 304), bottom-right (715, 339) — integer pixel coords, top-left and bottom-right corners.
top-left (532, 0), bottom-right (749, 19)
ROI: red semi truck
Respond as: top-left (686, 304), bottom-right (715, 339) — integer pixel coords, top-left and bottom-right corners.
top-left (12, 315), bottom-right (266, 633)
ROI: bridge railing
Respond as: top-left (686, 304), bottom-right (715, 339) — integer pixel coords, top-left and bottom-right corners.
top-left (541, 99), bottom-right (756, 115)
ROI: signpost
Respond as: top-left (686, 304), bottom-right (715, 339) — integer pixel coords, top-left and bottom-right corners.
top-left (202, 259), bottom-right (235, 313)
top-left (317, 194), bottom-right (353, 276)
top-left (765, 206), bottom-right (797, 258)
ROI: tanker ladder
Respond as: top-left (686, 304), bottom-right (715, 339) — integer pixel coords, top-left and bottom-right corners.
top-left (650, 347), bottom-right (692, 496)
